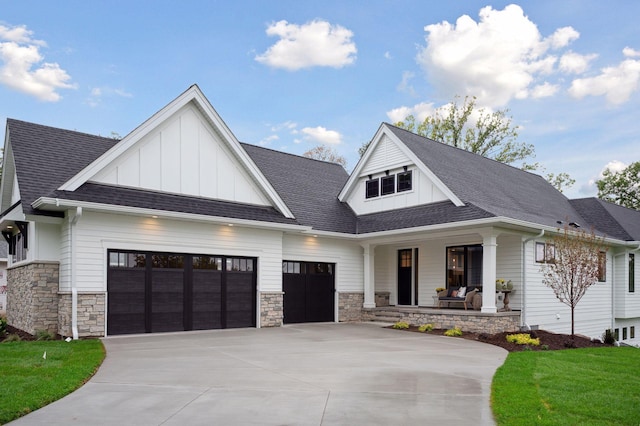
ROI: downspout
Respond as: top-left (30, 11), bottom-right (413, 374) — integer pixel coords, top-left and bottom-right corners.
top-left (70, 207), bottom-right (83, 340)
top-left (521, 230), bottom-right (545, 330)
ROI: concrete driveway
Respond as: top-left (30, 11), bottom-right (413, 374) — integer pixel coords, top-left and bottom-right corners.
top-left (11, 323), bottom-right (507, 425)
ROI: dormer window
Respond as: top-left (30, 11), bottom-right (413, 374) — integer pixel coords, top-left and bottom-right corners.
top-left (381, 175), bottom-right (395, 196)
top-left (365, 178), bottom-right (379, 198)
top-left (397, 170), bottom-right (412, 192)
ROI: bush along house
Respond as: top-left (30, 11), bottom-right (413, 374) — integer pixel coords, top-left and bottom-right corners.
top-left (1, 85), bottom-right (639, 343)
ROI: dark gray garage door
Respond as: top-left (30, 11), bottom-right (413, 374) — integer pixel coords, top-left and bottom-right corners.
top-left (282, 261), bottom-right (335, 324)
top-left (107, 251), bottom-right (256, 335)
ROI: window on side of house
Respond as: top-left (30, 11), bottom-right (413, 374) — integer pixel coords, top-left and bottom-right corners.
top-left (381, 175), bottom-right (395, 196)
top-left (535, 242), bottom-right (555, 263)
top-left (446, 245), bottom-right (483, 288)
top-left (598, 251), bottom-right (606, 282)
top-left (365, 178), bottom-right (379, 199)
top-left (630, 253), bottom-right (635, 293)
top-left (623, 327), bottom-right (628, 340)
top-left (397, 170), bottom-right (412, 192)
top-left (631, 326), bottom-right (635, 339)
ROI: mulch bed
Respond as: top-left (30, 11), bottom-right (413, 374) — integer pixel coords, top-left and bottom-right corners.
top-left (397, 326), bottom-right (611, 352)
top-left (2, 325), bottom-right (61, 342)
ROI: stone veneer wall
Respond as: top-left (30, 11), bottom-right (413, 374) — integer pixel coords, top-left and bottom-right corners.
top-left (260, 291), bottom-right (283, 327)
top-left (363, 307), bottom-right (520, 334)
top-left (338, 292), bottom-right (364, 322)
top-left (6, 262), bottom-right (60, 335)
top-left (58, 293), bottom-right (106, 337)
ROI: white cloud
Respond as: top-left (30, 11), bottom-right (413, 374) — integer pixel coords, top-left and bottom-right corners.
top-left (300, 126), bottom-right (342, 144)
top-left (559, 51), bottom-right (598, 74)
top-left (86, 86), bottom-right (134, 107)
top-left (415, 4), bottom-right (583, 107)
top-left (623, 47), bottom-right (640, 58)
top-left (258, 134), bottom-right (279, 146)
top-left (255, 19), bottom-right (357, 70)
top-left (387, 102), bottom-right (436, 123)
top-left (0, 24), bottom-right (75, 102)
top-left (568, 54), bottom-right (640, 105)
top-left (397, 71), bottom-right (416, 96)
top-left (384, 51), bottom-right (392, 60)
top-left (531, 82), bottom-right (559, 98)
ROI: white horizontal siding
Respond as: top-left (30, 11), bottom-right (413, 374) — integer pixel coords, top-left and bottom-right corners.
top-left (614, 251), bottom-right (640, 319)
top-left (65, 211), bottom-right (283, 293)
top-left (282, 234), bottom-right (363, 293)
top-left (524, 239), bottom-right (613, 339)
top-left (91, 104), bottom-right (270, 207)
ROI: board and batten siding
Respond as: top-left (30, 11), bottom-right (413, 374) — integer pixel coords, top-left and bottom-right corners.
top-left (91, 103), bottom-right (270, 207)
top-left (496, 235), bottom-right (522, 310)
top-left (523, 239), bottom-right (613, 339)
top-left (282, 234), bottom-right (363, 293)
top-left (58, 211), bottom-right (284, 293)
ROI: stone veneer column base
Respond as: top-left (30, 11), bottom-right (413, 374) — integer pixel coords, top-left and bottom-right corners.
top-left (6, 262), bottom-right (60, 335)
top-left (260, 291), bottom-right (284, 327)
top-left (58, 292), bottom-right (106, 338)
top-left (338, 292), bottom-right (364, 322)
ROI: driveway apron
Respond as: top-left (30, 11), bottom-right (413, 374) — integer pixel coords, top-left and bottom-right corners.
top-left (10, 323), bottom-right (507, 425)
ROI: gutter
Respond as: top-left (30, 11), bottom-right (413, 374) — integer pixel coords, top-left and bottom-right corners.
top-left (521, 229), bottom-right (545, 330)
top-left (70, 206), bottom-right (82, 340)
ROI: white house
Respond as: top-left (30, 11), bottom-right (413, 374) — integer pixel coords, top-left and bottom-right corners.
top-left (1, 85), bottom-right (638, 342)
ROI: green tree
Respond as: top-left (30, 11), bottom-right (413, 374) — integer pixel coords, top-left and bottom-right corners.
top-left (359, 95), bottom-right (574, 192)
top-left (596, 161), bottom-right (640, 210)
top-left (541, 225), bottom-right (607, 338)
top-left (303, 145), bottom-right (347, 167)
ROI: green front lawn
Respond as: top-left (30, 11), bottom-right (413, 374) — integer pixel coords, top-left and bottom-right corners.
top-left (492, 347), bottom-right (640, 425)
top-left (0, 339), bottom-right (105, 424)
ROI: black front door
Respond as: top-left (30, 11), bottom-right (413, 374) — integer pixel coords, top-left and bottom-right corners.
top-left (397, 249), bottom-right (412, 305)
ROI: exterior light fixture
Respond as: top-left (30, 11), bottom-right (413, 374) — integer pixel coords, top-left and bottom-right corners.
top-left (385, 170), bottom-right (389, 176)
top-left (403, 165), bottom-right (408, 172)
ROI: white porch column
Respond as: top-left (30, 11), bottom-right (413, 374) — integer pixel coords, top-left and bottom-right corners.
top-left (481, 233), bottom-right (498, 313)
top-left (362, 244), bottom-right (376, 308)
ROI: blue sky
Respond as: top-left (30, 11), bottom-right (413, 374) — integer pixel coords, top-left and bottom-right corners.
top-left (1, 1), bottom-right (639, 199)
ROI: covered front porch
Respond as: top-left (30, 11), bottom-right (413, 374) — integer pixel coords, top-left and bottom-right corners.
top-left (358, 225), bottom-right (531, 333)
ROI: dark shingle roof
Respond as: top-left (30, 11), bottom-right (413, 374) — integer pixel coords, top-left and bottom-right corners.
top-left (7, 119), bottom-right (118, 216)
top-left (242, 143), bottom-right (358, 233)
top-left (570, 198), bottom-right (640, 241)
top-left (386, 124), bottom-right (587, 229)
top-left (49, 183), bottom-right (297, 225)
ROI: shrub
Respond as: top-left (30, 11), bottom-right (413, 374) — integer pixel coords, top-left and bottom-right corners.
top-left (392, 321), bottom-right (409, 330)
top-left (418, 324), bottom-right (434, 332)
top-left (506, 333), bottom-right (540, 346)
top-left (0, 317), bottom-right (7, 336)
top-left (35, 329), bottom-right (55, 341)
top-left (602, 329), bottom-right (616, 345)
top-left (541, 344), bottom-right (550, 350)
top-left (444, 327), bottom-right (462, 337)
top-left (3, 333), bottom-right (22, 342)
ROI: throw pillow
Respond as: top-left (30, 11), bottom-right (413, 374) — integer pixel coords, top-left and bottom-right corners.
top-left (451, 290), bottom-right (458, 297)
top-left (457, 287), bottom-right (467, 298)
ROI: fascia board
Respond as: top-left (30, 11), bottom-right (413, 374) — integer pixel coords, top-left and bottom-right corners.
top-left (57, 85), bottom-right (295, 219)
top-left (32, 197), bottom-right (308, 233)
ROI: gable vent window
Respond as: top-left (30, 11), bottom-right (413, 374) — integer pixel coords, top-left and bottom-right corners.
top-left (397, 170), bottom-right (412, 192)
top-left (381, 175), bottom-right (395, 196)
top-left (365, 178), bottom-right (379, 199)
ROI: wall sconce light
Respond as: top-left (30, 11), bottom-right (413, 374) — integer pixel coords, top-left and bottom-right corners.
top-left (368, 174), bottom-right (372, 180)
top-left (385, 170), bottom-right (389, 176)
top-left (403, 165), bottom-right (408, 172)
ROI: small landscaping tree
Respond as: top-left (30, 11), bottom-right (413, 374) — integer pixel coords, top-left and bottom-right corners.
top-left (541, 225), bottom-right (607, 338)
